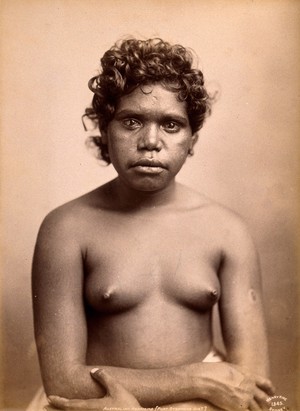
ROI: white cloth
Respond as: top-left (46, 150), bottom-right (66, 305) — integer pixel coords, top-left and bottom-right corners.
top-left (202, 347), bottom-right (225, 363)
top-left (26, 386), bottom-right (48, 411)
top-left (26, 348), bottom-right (225, 411)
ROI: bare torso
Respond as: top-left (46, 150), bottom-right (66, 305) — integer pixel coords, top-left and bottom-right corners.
top-left (34, 180), bottom-right (269, 409)
top-left (76, 182), bottom-right (223, 369)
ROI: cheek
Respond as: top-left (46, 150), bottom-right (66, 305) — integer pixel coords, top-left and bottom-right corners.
top-left (108, 138), bottom-right (127, 158)
top-left (108, 140), bottom-right (137, 172)
top-left (168, 148), bottom-right (190, 174)
top-left (171, 140), bottom-right (191, 158)
top-left (177, 133), bottom-right (193, 149)
top-left (176, 137), bottom-right (194, 159)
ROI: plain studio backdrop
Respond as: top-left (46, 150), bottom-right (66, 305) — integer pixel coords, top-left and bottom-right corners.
top-left (1, 0), bottom-right (299, 409)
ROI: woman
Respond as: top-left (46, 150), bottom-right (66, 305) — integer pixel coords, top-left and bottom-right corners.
top-left (29, 38), bottom-right (274, 411)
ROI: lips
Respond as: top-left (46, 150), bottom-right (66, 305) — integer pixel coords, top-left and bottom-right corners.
top-left (131, 158), bottom-right (167, 174)
top-left (131, 158), bottom-right (166, 168)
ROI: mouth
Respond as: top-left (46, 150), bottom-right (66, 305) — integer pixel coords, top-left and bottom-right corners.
top-left (131, 158), bottom-right (166, 174)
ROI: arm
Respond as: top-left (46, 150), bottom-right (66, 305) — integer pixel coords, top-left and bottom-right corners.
top-left (33, 208), bottom-right (273, 409)
top-left (32, 208), bottom-right (215, 405)
top-left (48, 369), bottom-right (225, 411)
top-left (218, 216), bottom-right (270, 377)
top-left (46, 366), bottom-right (270, 411)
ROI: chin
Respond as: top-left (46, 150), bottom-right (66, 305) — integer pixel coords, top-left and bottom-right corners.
top-left (128, 178), bottom-right (171, 193)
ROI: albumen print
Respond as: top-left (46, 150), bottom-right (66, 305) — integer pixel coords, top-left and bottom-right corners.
top-left (1, 1), bottom-right (299, 410)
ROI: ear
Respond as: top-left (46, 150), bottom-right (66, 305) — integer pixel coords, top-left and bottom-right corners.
top-left (190, 133), bottom-right (199, 149)
top-left (100, 128), bottom-right (108, 144)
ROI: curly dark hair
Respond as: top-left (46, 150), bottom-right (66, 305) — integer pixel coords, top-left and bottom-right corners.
top-left (84, 38), bottom-right (212, 164)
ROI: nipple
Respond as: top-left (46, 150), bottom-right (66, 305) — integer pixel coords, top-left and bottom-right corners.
top-left (210, 289), bottom-right (219, 300)
top-left (102, 289), bottom-right (114, 301)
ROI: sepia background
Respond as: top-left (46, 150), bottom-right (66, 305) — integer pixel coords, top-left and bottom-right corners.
top-left (1, 0), bottom-right (299, 409)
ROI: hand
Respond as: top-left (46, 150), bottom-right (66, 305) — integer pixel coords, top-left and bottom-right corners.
top-left (47, 368), bottom-right (142, 410)
top-left (232, 364), bottom-right (275, 411)
top-left (190, 362), bottom-right (275, 411)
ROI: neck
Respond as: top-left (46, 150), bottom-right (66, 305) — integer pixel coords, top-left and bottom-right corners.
top-left (109, 178), bottom-right (179, 210)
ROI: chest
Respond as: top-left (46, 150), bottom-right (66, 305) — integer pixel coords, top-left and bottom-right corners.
top-left (83, 217), bottom-right (222, 313)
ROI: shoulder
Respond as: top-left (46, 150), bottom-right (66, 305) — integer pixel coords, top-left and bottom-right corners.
top-left (182, 185), bottom-right (246, 227)
top-left (205, 203), bottom-right (258, 263)
top-left (39, 200), bottom-right (86, 237)
top-left (206, 202), bottom-right (251, 236)
top-left (208, 202), bottom-right (256, 253)
top-left (37, 185), bottom-right (107, 243)
top-left (183, 186), bottom-right (257, 255)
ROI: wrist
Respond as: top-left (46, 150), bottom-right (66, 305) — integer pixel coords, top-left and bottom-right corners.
top-left (186, 362), bottom-right (216, 402)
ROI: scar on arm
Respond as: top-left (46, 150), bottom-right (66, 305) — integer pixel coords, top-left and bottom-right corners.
top-left (248, 288), bottom-right (257, 302)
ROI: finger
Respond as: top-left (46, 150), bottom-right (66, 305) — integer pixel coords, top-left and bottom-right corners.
top-left (44, 406), bottom-right (58, 411)
top-left (48, 395), bottom-right (72, 409)
top-left (254, 376), bottom-right (275, 396)
top-left (254, 387), bottom-right (269, 411)
top-left (249, 398), bottom-right (262, 411)
top-left (90, 368), bottom-right (126, 398)
top-left (48, 395), bottom-right (98, 410)
top-left (91, 368), bottom-right (119, 397)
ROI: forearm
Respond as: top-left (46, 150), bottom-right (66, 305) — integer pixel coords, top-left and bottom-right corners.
top-left (45, 361), bottom-right (274, 411)
top-left (46, 362), bottom-right (210, 407)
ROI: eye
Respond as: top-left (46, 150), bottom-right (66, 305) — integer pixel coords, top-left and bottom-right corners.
top-left (122, 118), bottom-right (141, 129)
top-left (163, 121), bottom-right (180, 133)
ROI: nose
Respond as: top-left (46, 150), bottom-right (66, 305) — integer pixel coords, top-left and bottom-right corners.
top-left (137, 124), bottom-right (162, 152)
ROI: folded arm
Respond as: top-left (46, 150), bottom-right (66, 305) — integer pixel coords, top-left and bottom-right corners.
top-left (47, 367), bottom-right (264, 411)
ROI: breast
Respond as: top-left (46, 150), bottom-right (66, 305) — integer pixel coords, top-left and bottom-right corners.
top-left (163, 268), bottom-right (221, 312)
top-left (84, 252), bottom-right (221, 314)
top-left (84, 266), bottom-right (150, 314)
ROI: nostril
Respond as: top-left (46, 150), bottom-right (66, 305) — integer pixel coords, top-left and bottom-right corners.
top-left (138, 133), bottom-right (162, 151)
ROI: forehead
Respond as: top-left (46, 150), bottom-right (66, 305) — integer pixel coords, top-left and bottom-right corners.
top-left (115, 83), bottom-right (189, 117)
